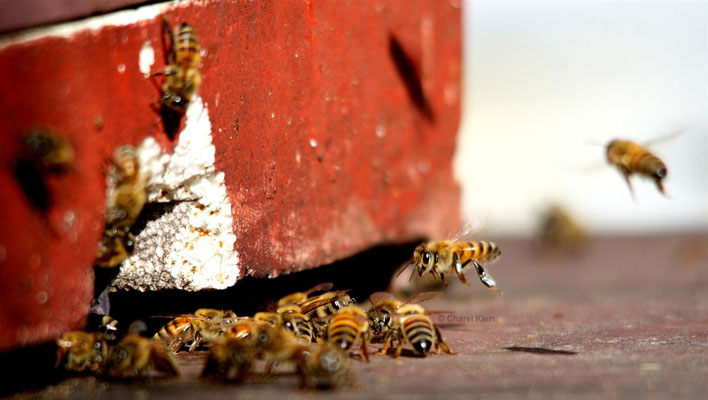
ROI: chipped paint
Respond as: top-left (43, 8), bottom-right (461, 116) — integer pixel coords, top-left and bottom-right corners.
top-left (111, 97), bottom-right (240, 291)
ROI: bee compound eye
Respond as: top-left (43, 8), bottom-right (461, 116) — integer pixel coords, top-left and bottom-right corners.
top-left (259, 333), bottom-right (268, 343)
top-left (422, 251), bottom-right (431, 266)
top-left (94, 342), bottom-right (102, 349)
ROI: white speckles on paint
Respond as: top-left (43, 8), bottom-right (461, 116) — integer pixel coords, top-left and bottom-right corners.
top-left (271, 112), bottom-right (275, 119)
top-left (111, 97), bottom-right (240, 292)
top-left (139, 40), bottom-right (155, 77)
top-left (117, 63), bottom-right (126, 74)
top-left (295, 151), bottom-right (301, 163)
top-left (309, 139), bottom-right (318, 148)
top-left (375, 123), bottom-right (386, 138)
top-left (294, 52), bottom-right (299, 58)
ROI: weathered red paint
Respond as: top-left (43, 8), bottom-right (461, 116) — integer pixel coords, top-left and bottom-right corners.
top-left (0, 0), bottom-right (461, 350)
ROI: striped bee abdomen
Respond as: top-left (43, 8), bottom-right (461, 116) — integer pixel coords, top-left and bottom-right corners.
top-left (328, 314), bottom-right (361, 350)
top-left (401, 315), bottom-right (434, 354)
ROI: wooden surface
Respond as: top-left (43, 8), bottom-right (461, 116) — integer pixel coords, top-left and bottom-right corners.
top-left (6, 235), bottom-right (708, 399)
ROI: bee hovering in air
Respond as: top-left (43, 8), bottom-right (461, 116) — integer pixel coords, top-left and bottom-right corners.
top-left (605, 139), bottom-right (668, 197)
top-left (401, 234), bottom-right (503, 294)
top-left (154, 18), bottom-right (201, 115)
top-left (368, 291), bottom-right (441, 336)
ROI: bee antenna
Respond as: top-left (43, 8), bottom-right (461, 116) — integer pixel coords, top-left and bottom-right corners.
top-left (395, 262), bottom-right (413, 278)
top-left (408, 265), bottom-right (417, 282)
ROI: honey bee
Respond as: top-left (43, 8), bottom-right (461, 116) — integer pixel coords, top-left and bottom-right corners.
top-left (95, 146), bottom-right (146, 269)
top-left (104, 334), bottom-right (181, 378)
top-left (156, 18), bottom-right (201, 114)
top-left (55, 331), bottom-right (110, 373)
top-left (297, 342), bottom-right (352, 389)
top-left (15, 129), bottom-right (74, 212)
top-left (104, 146), bottom-right (146, 228)
top-left (539, 205), bottom-right (587, 255)
top-left (254, 305), bottom-right (315, 344)
top-left (368, 291), bottom-right (441, 335)
top-left (202, 323), bottom-right (306, 381)
top-left (606, 139), bottom-right (668, 196)
top-left (154, 308), bottom-right (237, 352)
top-left (379, 304), bottom-right (454, 358)
top-left (20, 129), bottom-right (75, 173)
top-left (277, 282), bottom-right (334, 308)
top-left (300, 290), bottom-right (355, 338)
top-left (405, 239), bottom-right (503, 294)
top-left (323, 305), bottom-right (372, 362)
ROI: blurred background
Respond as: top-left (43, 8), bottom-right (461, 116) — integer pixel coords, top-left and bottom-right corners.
top-left (456, 0), bottom-right (707, 236)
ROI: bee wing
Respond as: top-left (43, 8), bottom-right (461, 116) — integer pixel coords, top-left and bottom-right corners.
top-left (395, 261), bottom-right (415, 279)
top-left (304, 282), bottom-right (335, 296)
top-left (151, 314), bottom-right (210, 322)
top-left (299, 296), bottom-right (343, 315)
top-left (160, 17), bottom-right (176, 65)
top-left (403, 291), bottom-right (442, 304)
top-left (449, 216), bottom-right (488, 242)
top-left (641, 129), bottom-right (685, 148)
top-left (369, 291), bottom-right (394, 305)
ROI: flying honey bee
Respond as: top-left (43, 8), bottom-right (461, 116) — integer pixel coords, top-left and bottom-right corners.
top-left (379, 303), bottom-right (454, 358)
top-left (155, 18), bottom-right (201, 114)
top-left (606, 139), bottom-right (668, 196)
top-left (368, 291), bottom-right (441, 335)
top-left (297, 342), bottom-right (352, 389)
top-left (154, 308), bottom-right (237, 352)
top-left (104, 334), bottom-right (181, 378)
top-left (55, 331), bottom-right (110, 374)
top-left (15, 129), bottom-right (74, 213)
top-left (402, 238), bottom-right (503, 294)
top-left (322, 305), bottom-right (372, 362)
top-left (95, 146), bottom-right (146, 269)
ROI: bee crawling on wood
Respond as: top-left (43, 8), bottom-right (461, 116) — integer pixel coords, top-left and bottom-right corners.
top-left (104, 334), bottom-right (180, 378)
top-left (55, 331), bottom-right (111, 374)
top-left (368, 291), bottom-right (442, 336)
top-left (297, 342), bottom-right (352, 389)
top-left (378, 303), bottom-right (454, 358)
top-left (154, 308), bottom-right (238, 352)
top-left (321, 305), bottom-right (372, 362)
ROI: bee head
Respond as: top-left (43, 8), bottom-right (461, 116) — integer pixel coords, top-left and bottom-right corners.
top-left (414, 244), bottom-right (434, 276)
top-left (160, 92), bottom-right (188, 113)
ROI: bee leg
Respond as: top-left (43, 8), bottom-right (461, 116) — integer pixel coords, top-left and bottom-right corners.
top-left (188, 333), bottom-right (201, 353)
top-left (360, 332), bottom-right (371, 362)
top-left (620, 170), bottom-right (636, 201)
top-left (433, 324), bottom-right (456, 355)
top-left (393, 338), bottom-right (403, 359)
top-left (472, 259), bottom-right (503, 295)
top-left (378, 330), bottom-right (393, 355)
top-left (454, 259), bottom-right (471, 286)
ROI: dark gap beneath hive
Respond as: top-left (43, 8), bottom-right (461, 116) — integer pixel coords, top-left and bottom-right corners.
top-left (108, 241), bottom-right (421, 335)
